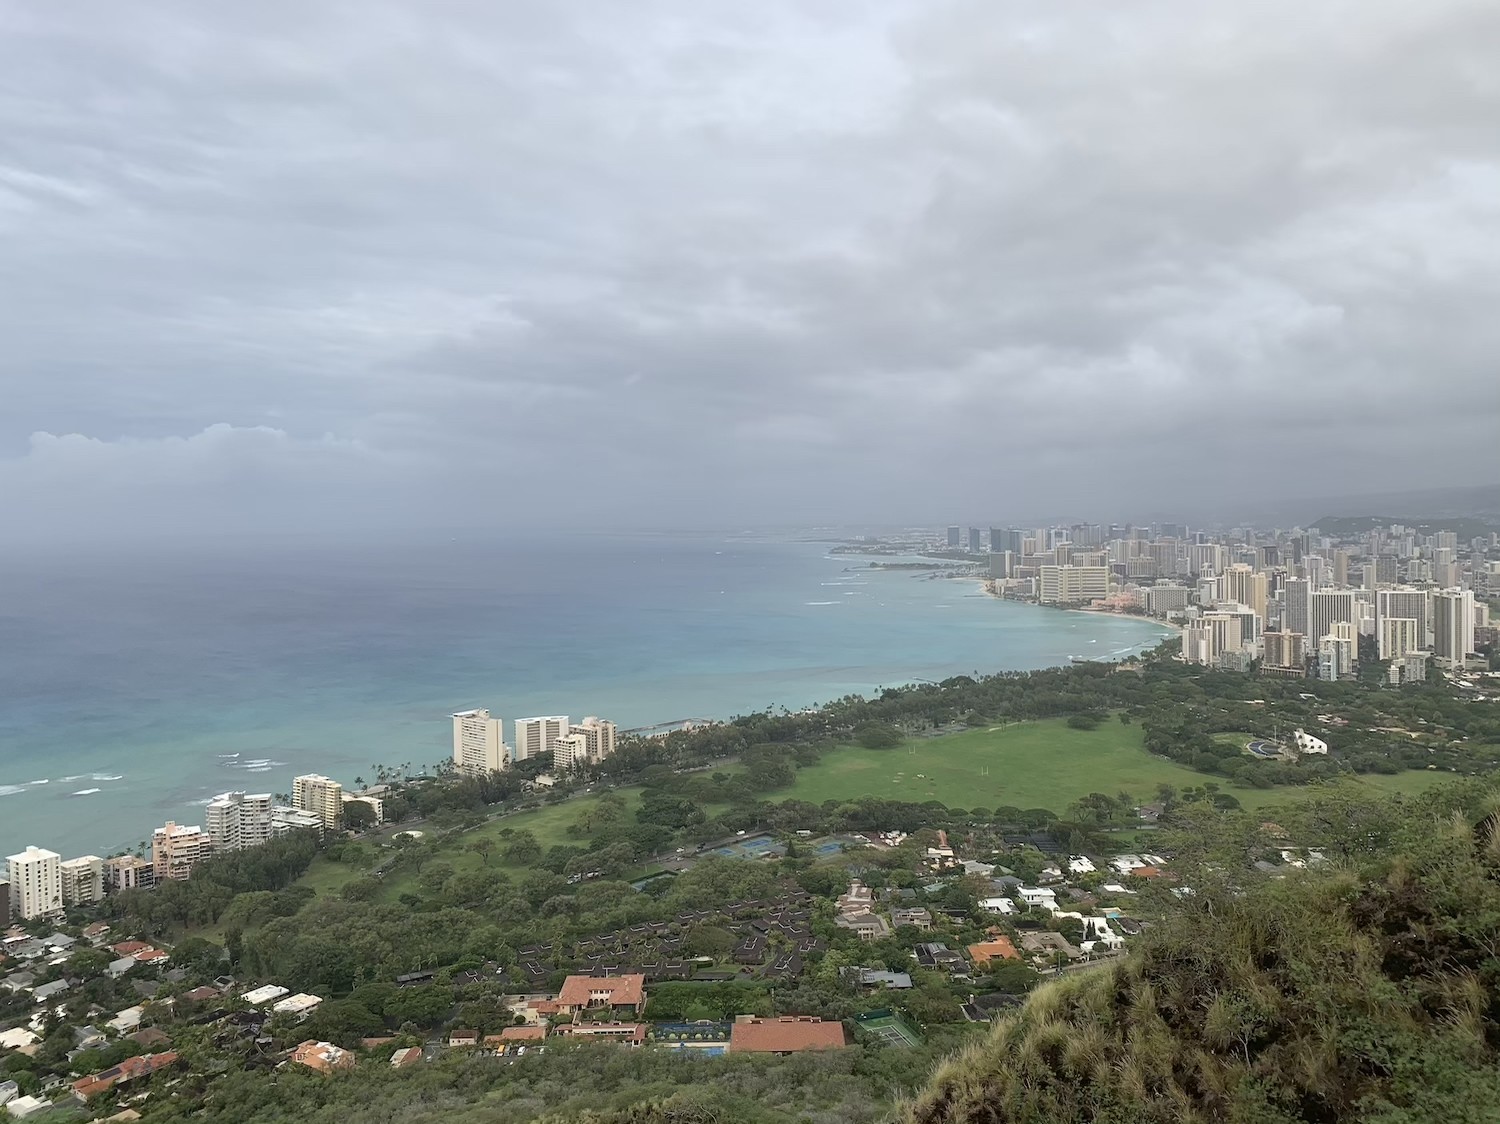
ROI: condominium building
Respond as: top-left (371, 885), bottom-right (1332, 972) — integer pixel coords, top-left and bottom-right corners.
top-left (1318, 623), bottom-right (1356, 681)
top-left (1143, 584), bottom-right (1190, 615)
top-left (1378, 617), bottom-right (1421, 662)
top-left (152, 822), bottom-right (212, 882)
top-left (552, 732), bottom-right (591, 771)
top-left (452, 708), bottom-right (509, 775)
top-left (105, 855), bottom-right (155, 893)
top-left (1309, 590), bottom-right (1355, 648)
top-left (514, 716), bottom-right (570, 762)
top-left (6, 846), bottom-right (62, 920)
top-left (1261, 631), bottom-right (1306, 674)
top-left (1180, 612), bottom-right (1243, 666)
top-left (1220, 564), bottom-right (1268, 622)
top-left (59, 856), bottom-right (104, 907)
top-left (205, 792), bottom-right (274, 852)
top-left (1376, 588), bottom-right (1430, 652)
top-left (292, 774), bottom-right (344, 830)
top-left (341, 793), bottom-right (385, 824)
top-left (1282, 578), bottom-right (1311, 637)
top-left (1037, 566), bottom-right (1110, 605)
top-left (572, 716), bottom-right (618, 763)
top-left (1433, 589), bottom-right (1477, 668)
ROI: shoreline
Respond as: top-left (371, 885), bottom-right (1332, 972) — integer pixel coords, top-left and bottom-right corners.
top-left (972, 576), bottom-right (1181, 640)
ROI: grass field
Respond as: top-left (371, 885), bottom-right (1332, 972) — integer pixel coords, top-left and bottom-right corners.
top-left (781, 719), bottom-right (1226, 813)
top-left (777, 720), bottom-right (1455, 815)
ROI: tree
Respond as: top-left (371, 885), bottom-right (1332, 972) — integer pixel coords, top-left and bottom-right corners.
top-left (855, 723), bottom-right (904, 749)
top-left (467, 838), bottom-right (496, 866)
top-left (343, 801), bottom-right (377, 831)
top-left (502, 832), bottom-right (543, 866)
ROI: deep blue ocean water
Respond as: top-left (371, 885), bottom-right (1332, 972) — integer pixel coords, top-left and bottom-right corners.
top-left (0, 533), bottom-right (1171, 856)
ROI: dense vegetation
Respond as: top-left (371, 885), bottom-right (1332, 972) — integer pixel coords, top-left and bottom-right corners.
top-left (902, 778), bottom-right (1500, 1123)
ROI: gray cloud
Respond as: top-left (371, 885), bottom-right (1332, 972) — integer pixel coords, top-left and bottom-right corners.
top-left (2, 0), bottom-right (1497, 540)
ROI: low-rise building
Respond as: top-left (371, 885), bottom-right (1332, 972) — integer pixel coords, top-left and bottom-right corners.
top-left (729, 1016), bottom-right (848, 1054)
top-left (291, 1040), bottom-right (355, 1073)
top-left (241, 984), bottom-right (290, 1006)
top-left (554, 974), bottom-right (646, 1017)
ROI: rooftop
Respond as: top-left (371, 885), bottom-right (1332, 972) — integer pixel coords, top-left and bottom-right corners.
top-left (730, 1016), bottom-right (848, 1054)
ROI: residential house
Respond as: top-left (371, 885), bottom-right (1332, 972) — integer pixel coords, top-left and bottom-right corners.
top-left (291, 1041), bottom-right (355, 1073)
top-left (71, 1052), bottom-right (180, 1102)
top-left (447, 1030), bottom-right (479, 1048)
top-left (889, 907), bottom-right (932, 931)
top-left (390, 1047), bottom-right (422, 1068)
top-left (979, 896), bottom-right (1016, 915)
top-left (834, 912), bottom-right (889, 941)
top-left (555, 974), bottom-right (646, 1017)
top-left (914, 943), bottom-right (969, 974)
top-left (854, 969), bottom-right (912, 990)
top-left (967, 935), bottom-right (1021, 966)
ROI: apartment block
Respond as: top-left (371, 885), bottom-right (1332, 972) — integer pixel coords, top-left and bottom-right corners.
top-left (514, 716), bottom-right (570, 762)
top-left (105, 855), bottom-right (156, 893)
top-left (292, 774), bottom-right (344, 830)
top-left (5, 846), bottom-right (62, 920)
top-left (452, 708), bottom-right (509, 775)
top-left (1036, 565), bottom-right (1110, 605)
top-left (59, 856), bottom-right (104, 907)
top-left (205, 792), bottom-right (274, 852)
top-left (152, 822), bottom-right (212, 883)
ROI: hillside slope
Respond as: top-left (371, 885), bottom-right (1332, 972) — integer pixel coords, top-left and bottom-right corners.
top-left (901, 792), bottom-right (1500, 1124)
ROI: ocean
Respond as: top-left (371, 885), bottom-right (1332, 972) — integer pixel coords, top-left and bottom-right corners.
top-left (0, 533), bottom-right (1172, 857)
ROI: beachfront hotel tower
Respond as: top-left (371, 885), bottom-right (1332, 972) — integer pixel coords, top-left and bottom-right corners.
top-left (292, 774), bottom-right (344, 830)
top-left (452, 708), bottom-right (509, 775)
top-left (5, 846), bottom-right (62, 920)
top-left (514, 716), bottom-right (570, 762)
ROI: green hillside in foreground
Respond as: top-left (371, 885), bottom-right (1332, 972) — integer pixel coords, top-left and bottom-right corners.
top-left (899, 790), bottom-right (1500, 1124)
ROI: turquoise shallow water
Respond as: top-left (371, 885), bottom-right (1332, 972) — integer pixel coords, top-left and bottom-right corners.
top-left (0, 533), bottom-right (1171, 856)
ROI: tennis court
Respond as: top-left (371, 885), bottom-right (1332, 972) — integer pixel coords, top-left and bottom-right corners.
top-left (712, 834), bottom-right (786, 859)
top-left (856, 1010), bottom-right (921, 1048)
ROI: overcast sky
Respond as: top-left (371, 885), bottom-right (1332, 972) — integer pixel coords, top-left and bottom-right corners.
top-left (2, 1), bottom-right (1497, 541)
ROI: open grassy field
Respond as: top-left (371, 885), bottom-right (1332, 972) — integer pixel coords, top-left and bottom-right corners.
top-left (780, 719), bottom-right (1224, 813)
top-left (777, 720), bottom-right (1456, 815)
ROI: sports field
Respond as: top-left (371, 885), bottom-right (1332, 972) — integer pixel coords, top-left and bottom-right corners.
top-left (856, 1011), bottom-right (922, 1048)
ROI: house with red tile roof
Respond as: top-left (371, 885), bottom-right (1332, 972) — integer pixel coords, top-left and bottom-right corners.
top-left (291, 1040), bottom-right (355, 1073)
top-left (72, 1051), bottom-right (180, 1101)
top-left (555, 974), bottom-right (645, 1015)
top-left (968, 935), bottom-right (1021, 966)
top-left (729, 1016), bottom-right (848, 1054)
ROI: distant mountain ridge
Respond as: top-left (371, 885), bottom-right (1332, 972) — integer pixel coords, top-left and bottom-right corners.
top-left (1311, 513), bottom-right (1499, 538)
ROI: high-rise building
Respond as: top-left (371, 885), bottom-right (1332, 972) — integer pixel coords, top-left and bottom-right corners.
top-left (105, 855), bottom-right (155, 893)
top-left (342, 793), bottom-right (385, 824)
top-left (1262, 631), bottom-right (1306, 674)
top-left (0, 879), bottom-right (9, 924)
top-left (152, 822), bottom-right (212, 882)
top-left (1309, 590), bottom-right (1355, 647)
top-left (946, 526), bottom-right (961, 549)
top-left (996, 528), bottom-right (1025, 555)
top-left (1220, 564), bottom-right (1268, 622)
top-left (1377, 588), bottom-right (1430, 650)
top-left (59, 856), bottom-right (104, 907)
top-left (571, 716), bottom-right (618, 763)
top-left (967, 527), bottom-right (983, 553)
top-left (514, 716), bottom-right (570, 762)
top-left (6, 846), bottom-right (62, 920)
top-left (1375, 555), bottom-right (1399, 585)
top-left (205, 792), bottom-right (274, 852)
top-left (1283, 578), bottom-right (1311, 638)
top-left (1433, 589), bottom-right (1477, 668)
top-left (1378, 617), bottom-right (1421, 661)
top-left (1318, 622), bottom-right (1356, 680)
top-left (1143, 584), bottom-right (1190, 615)
top-left (1037, 566), bottom-right (1110, 605)
top-left (552, 732), bottom-right (591, 771)
top-left (1181, 612), bottom-right (1243, 666)
top-left (452, 709), bottom-right (509, 775)
top-left (292, 775), bottom-right (344, 830)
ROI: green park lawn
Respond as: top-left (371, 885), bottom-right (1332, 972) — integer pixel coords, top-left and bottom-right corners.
top-left (777, 719), bottom-right (1451, 815)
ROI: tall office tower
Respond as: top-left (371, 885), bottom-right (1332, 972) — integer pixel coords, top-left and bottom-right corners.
top-left (989, 528), bottom-right (1005, 553)
top-left (1376, 589), bottom-right (1430, 651)
top-left (1332, 550), bottom-right (1350, 587)
top-left (988, 551), bottom-right (1014, 579)
top-left (514, 716), bottom-right (570, 761)
top-left (1262, 631), bottom-right (1306, 672)
top-left (946, 526), bottom-right (961, 549)
top-left (6, 846), bottom-right (62, 919)
top-left (1283, 578), bottom-right (1311, 638)
top-left (59, 856), bottom-right (104, 906)
top-left (291, 774), bottom-right (344, 830)
top-left (1432, 589), bottom-right (1477, 668)
top-left (1433, 560), bottom-right (1461, 588)
top-left (152, 822), bottom-right (212, 882)
top-left (452, 708), bottom-right (509, 775)
top-left (1220, 564), bottom-right (1268, 622)
top-left (998, 528), bottom-right (1025, 555)
top-left (1037, 565), bottom-right (1110, 605)
top-left (1358, 563), bottom-right (1377, 589)
top-left (968, 527), bottom-right (983, 553)
top-left (1378, 617), bottom-right (1421, 661)
top-left (571, 716), bottom-right (618, 763)
top-left (1434, 531), bottom-right (1459, 551)
top-left (1375, 555), bottom-right (1399, 585)
top-left (205, 791), bottom-right (275, 852)
top-left (1310, 590), bottom-right (1356, 647)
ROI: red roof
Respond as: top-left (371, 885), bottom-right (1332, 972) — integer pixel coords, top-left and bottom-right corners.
top-left (729, 1017), bottom-right (848, 1054)
top-left (134, 948), bottom-right (169, 962)
top-left (968, 936), bottom-right (1021, 964)
top-left (498, 1025), bottom-right (548, 1041)
top-left (72, 1051), bottom-right (180, 1100)
top-left (1130, 865), bottom-right (1163, 879)
top-left (557, 974), bottom-right (646, 1009)
top-left (112, 941), bottom-right (153, 956)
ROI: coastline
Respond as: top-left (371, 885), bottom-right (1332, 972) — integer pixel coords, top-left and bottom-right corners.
top-left (972, 576), bottom-right (1180, 641)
